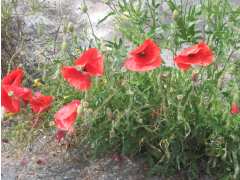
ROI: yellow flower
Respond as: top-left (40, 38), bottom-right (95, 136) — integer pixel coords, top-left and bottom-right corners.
top-left (4, 112), bottom-right (15, 118)
top-left (33, 79), bottom-right (43, 87)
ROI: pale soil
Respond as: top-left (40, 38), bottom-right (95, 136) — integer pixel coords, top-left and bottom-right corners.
top-left (2, 130), bottom-right (148, 180)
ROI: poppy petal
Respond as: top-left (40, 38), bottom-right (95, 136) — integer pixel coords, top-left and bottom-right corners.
top-left (55, 130), bottom-right (66, 143)
top-left (175, 60), bottom-right (192, 71)
top-left (2, 68), bottom-right (24, 86)
top-left (124, 56), bottom-right (162, 72)
top-left (29, 92), bottom-right (53, 113)
top-left (7, 86), bottom-right (32, 104)
top-left (61, 66), bottom-right (91, 91)
top-left (231, 102), bottom-right (239, 115)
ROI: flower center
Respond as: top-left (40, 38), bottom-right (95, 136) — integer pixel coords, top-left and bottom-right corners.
top-left (8, 91), bottom-right (14, 97)
top-left (75, 65), bottom-right (87, 72)
top-left (138, 52), bottom-right (145, 57)
top-left (188, 53), bottom-right (196, 57)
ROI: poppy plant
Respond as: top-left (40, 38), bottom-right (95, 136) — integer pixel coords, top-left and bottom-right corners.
top-left (61, 48), bottom-right (104, 91)
top-left (231, 102), bottom-right (239, 115)
top-left (2, 68), bottom-right (24, 86)
top-left (29, 92), bottom-right (53, 113)
top-left (124, 39), bottom-right (162, 72)
top-left (54, 100), bottom-right (81, 142)
top-left (174, 42), bottom-right (214, 71)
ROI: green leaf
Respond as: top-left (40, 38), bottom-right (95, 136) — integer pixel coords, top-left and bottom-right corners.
top-left (97, 12), bottom-right (116, 25)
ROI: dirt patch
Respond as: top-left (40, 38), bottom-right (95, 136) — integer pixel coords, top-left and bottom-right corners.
top-left (1, 129), bottom-right (150, 180)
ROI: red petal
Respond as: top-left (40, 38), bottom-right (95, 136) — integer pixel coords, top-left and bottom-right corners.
top-left (1, 86), bottom-right (20, 113)
top-left (2, 68), bottom-right (24, 86)
top-left (55, 130), bottom-right (66, 143)
top-left (231, 102), bottom-right (239, 115)
top-left (75, 48), bottom-right (104, 76)
top-left (30, 92), bottom-right (53, 113)
top-left (124, 56), bottom-right (162, 72)
top-left (61, 66), bottom-right (91, 91)
top-left (179, 44), bottom-right (201, 56)
top-left (175, 61), bottom-right (192, 71)
top-left (8, 86), bottom-right (32, 104)
top-left (54, 100), bottom-right (80, 131)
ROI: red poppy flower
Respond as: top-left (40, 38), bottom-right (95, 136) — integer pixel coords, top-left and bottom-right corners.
top-left (74, 48), bottom-right (104, 77)
top-left (54, 100), bottom-right (80, 142)
top-left (1, 85), bottom-right (32, 113)
top-left (174, 42), bottom-right (214, 71)
top-left (2, 68), bottom-right (24, 86)
top-left (231, 102), bottom-right (239, 115)
top-left (124, 39), bottom-right (162, 72)
top-left (61, 66), bottom-right (91, 91)
top-left (61, 48), bottom-right (104, 91)
top-left (29, 92), bottom-right (53, 113)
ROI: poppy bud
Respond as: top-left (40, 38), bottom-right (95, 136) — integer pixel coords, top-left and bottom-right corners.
top-left (67, 22), bottom-right (74, 33)
top-left (87, 108), bottom-right (93, 113)
top-left (63, 23), bottom-right (68, 34)
top-left (173, 9), bottom-right (179, 20)
top-left (192, 72), bottom-right (198, 82)
top-left (137, 118), bottom-right (143, 124)
top-left (80, 5), bottom-right (88, 13)
top-left (160, 73), bottom-right (169, 79)
top-left (106, 108), bottom-right (113, 120)
top-left (73, 32), bottom-right (78, 44)
top-left (61, 40), bottom-right (68, 51)
top-left (231, 102), bottom-right (239, 115)
top-left (82, 101), bottom-right (89, 108)
top-left (177, 95), bottom-right (183, 100)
